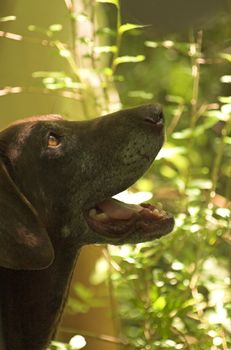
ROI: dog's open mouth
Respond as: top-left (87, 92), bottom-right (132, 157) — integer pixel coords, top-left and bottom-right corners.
top-left (85, 196), bottom-right (174, 243)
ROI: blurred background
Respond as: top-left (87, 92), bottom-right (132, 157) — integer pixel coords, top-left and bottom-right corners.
top-left (0, 1), bottom-right (230, 349)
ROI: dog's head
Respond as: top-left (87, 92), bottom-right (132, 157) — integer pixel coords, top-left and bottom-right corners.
top-left (0, 105), bottom-right (174, 270)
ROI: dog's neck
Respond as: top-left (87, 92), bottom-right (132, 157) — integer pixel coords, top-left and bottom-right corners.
top-left (0, 302), bottom-right (6, 350)
top-left (0, 235), bottom-right (82, 350)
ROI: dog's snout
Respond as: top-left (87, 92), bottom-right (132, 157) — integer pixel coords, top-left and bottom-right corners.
top-left (144, 105), bottom-right (164, 127)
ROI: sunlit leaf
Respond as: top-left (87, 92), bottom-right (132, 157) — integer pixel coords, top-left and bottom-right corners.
top-left (189, 179), bottom-right (213, 189)
top-left (204, 110), bottom-right (224, 119)
top-left (215, 208), bottom-right (230, 218)
top-left (224, 136), bottom-right (231, 144)
top-left (153, 296), bottom-right (166, 310)
top-left (119, 23), bottom-right (146, 35)
top-left (145, 40), bottom-right (159, 48)
top-left (0, 16), bottom-right (16, 22)
top-left (28, 25), bottom-right (50, 36)
top-left (76, 13), bottom-right (89, 22)
top-left (90, 257), bottom-right (109, 284)
top-left (101, 67), bottom-right (112, 77)
top-left (172, 117), bottom-right (218, 139)
top-left (160, 165), bottom-right (177, 178)
top-left (69, 335), bottom-right (87, 349)
top-left (171, 261), bottom-right (184, 270)
top-left (67, 298), bottom-right (89, 313)
top-left (128, 90), bottom-right (154, 100)
top-left (157, 145), bottom-right (187, 158)
top-left (166, 95), bottom-right (184, 104)
top-left (74, 283), bottom-right (94, 301)
top-left (204, 110), bottom-right (229, 122)
top-left (59, 48), bottom-right (71, 58)
top-left (219, 96), bottom-right (231, 103)
top-left (162, 40), bottom-right (174, 48)
top-left (221, 75), bottom-right (231, 83)
top-left (94, 45), bottom-right (117, 54)
top-left (220, 53), bottom-right (231, 62)
top-left (49, 24), bottom-right (63, 32)
top-left (32, 71), bottom-right (66, 78)
top-left (51, 341), bottom-right (68, 350)
top-left (221, 104), bottom-right (231, 120)
top-left (114, 55), bottom-right (145, 66)
top-left (96, 0), bottom-right (118, 7)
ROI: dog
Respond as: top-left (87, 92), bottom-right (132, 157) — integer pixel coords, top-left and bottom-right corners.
top-left (0, 104), bottom-right (174, 350)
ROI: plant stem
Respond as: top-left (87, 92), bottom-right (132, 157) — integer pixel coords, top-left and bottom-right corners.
top-left (210, 118), bottom-right (231, 199)
top-left (103, 247), bottom-right (121, 339)
top-left (111, 0), bottom-right (121, 74)
top-left (190, 30), bottom-right (203, 128)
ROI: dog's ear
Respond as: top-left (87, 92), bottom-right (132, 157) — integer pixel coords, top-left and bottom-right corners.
top-left (0, 162), bottom-right (54, 270)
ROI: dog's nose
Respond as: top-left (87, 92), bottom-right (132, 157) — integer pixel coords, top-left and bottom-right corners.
top-left (143, 104), bottom-right (164, 127)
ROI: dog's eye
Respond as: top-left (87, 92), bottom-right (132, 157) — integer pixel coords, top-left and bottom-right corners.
top-left (47, 133), bottom-right (61, 148)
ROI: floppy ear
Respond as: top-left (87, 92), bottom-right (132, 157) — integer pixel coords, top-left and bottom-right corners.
top-left (0, 162), bottom-right (54, 270)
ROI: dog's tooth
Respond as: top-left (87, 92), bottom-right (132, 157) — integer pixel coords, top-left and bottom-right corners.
top-left (95, 213), bottom-right (108, 221)
top-left (89, 209), bottom-right (97, 218)
top-left (152, 208), bottom-right (166, 218)
top-left (152, 209), bottom-right (160, 216)
top-left (156, 202), bottom-right (163, 210)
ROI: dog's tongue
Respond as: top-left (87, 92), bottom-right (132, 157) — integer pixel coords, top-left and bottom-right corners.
top-left (97, 198), bottom-right (143, 220)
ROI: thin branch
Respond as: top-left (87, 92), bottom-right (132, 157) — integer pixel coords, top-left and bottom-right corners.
top-left (190, 30), bottom-right (203, 127)
top-left (0, 86), bottom-right (81, 100)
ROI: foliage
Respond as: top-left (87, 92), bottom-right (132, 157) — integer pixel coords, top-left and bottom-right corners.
top-left (0, 1), bottom-right (230, 349)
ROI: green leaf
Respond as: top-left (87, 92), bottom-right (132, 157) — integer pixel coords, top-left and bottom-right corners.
top-left (215, 207), bottom-right (230, 218)
top-left (153, 296), bottom-right (167, 311)
top-left (128, 90), bottom-right (154, 100)
top-left (59, 48), bottom-right (71, 58)
top-left (224, 136), bottom-right (231, 144)
top-left (172, 128), bottom-right (192, 139)
top-left (96, 27), bottom-right (116, 37)
top-left (32, 71), bottom-right (66, 78)
top-left (204, 110), bottom-right (229, 122)
top-left (119, 23), bottom-right (146, 34)
top-left (114, 55), bottom-right (145, 66)
top-left (204, 110), bottom-right (224, 119)
top-left (94, 45), bottom-right (117, 54)
top-left (166, 94), bottom-right (184, 104)
top-left (49, 24), bottom-right (63, 32)
top-left (69, 335), bottom-right (87, 349)
top-left (157, 145), bottom-right (187, 159)
top-left (219, 96), bottom-right (231, 103)
top-left (221, 75), bottom-right (231, 83)
top-left (51, 341), bottom-right (69, 350)
top-left (172, 117), bottom-right (218, 139)
top-left (76, 13), bottom-right (89, 22)
top-left (145, 40), bottom-right (159, 48)
top-left (74, 283), bottom-right (94, 301)
top-left (220, 53), bottom-right (231, 62)
top-left (175, 42), bottom-right (191, 53)
top-left (189, 179), bottom-right (213, 189)
top-left (0, 16), bottom-right (16, 22)
top-left (96, 0), bottom-right (118, 7)
top-left (103, 67), bottom-right (113, 76)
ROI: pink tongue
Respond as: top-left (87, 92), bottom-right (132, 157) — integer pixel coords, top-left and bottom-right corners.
top-left (98, 199), bottom-right (143, 220)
